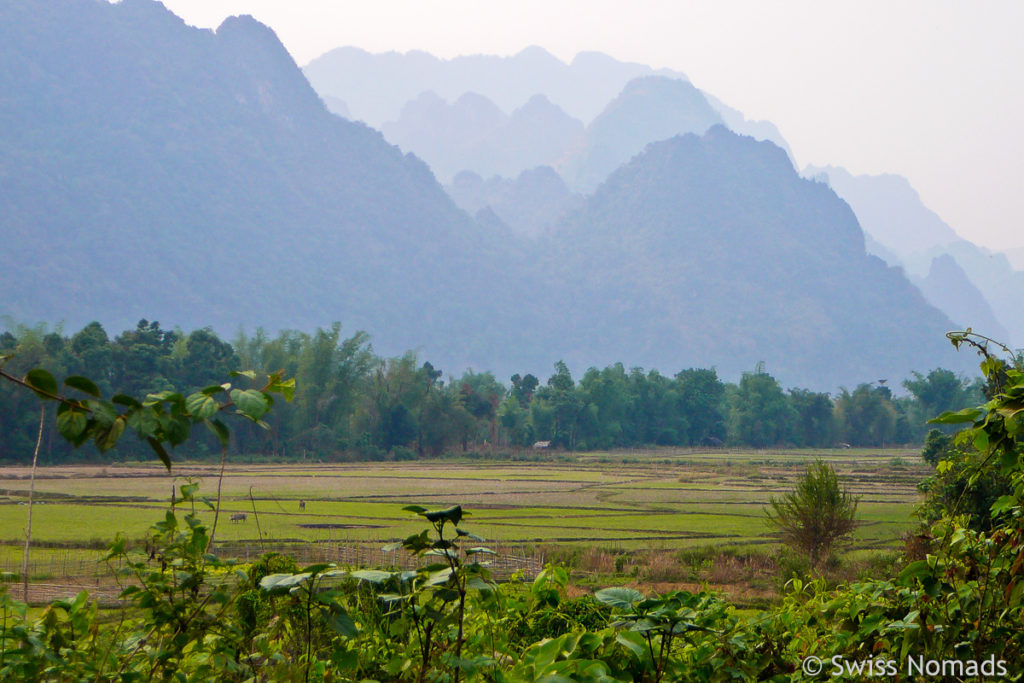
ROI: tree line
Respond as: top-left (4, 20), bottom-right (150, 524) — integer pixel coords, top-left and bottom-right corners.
top-left (0, 320), bottom-right (984, 463)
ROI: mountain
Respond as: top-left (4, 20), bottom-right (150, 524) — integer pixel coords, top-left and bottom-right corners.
top-left (0, 0), bottom-right (514, 369)
top-left (303, 45), bottom-right (687, 127)
top-left (532, 127), bottom-right (972, 388)
top-left (1007, 247), bottom-right (1024, 270)
top-left (915, 255), bottom-right (1010, 342)
top-left (558, 76), bottom-right (726, 192)
top-left (807, 166), bottom-right (961, 259)
top-left (920, 241), bottom-right (1024, 346)
top-left (1, 2), bottom-right (980, 390)
top-left (809, 166), bottom-right (1023, 346)
top-left (381, 92), bottom-right (583, 182)
top-left (446, 167), bottom-right (583, 237)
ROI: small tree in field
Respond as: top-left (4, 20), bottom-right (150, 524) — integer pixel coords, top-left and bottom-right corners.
top-left (766, 460), bottom-right (859, 568)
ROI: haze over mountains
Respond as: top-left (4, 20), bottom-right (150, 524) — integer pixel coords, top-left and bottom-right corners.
top-left (1, 0), bottom-right (990, 390)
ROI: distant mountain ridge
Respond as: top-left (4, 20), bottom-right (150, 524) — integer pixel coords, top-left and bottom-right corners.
top-left (0, 0), bottom-right (977, 390)
top-left (557, 76), bottom-right (726, 192)
top-left (810, 166), bottom-right (1023, 346)
top-left (303, 45), bottom-right (688, 126)
top-left (381, 92), bottom-right (583, 182)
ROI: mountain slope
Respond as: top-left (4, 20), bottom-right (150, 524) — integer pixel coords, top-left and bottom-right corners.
top-left (558, 76), bottom-right (725, 192)
top-left (915, 255), bottom-right (1010, 342)
top-left (534, 127), bottom-right (971, 388)
top-left (810, 166), bottom-right (1023, 345)
top-left (0, 0), bottom-right (512, 368)
top-left (381, 92), bottom-right (583, 182)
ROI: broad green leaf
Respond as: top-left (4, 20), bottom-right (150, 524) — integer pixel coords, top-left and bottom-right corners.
top-left (327, 609), bottom-right (357, 637)
top-left (162, 415), bottom-right (190, 446)
top-left (350, 570), bottom-right (393, 584)
top-left (230, 370), bottom-right (257, 380)
top-left (897, 560), bottom-right (933, 584)
top-left (991, 495), bottom-right (1019, 515)
top-left (268, 376), bottom-right (296, 401)
top-left (423, 505), bottom-right (464, 525)
top-left (95, 416), bottom-right (126, 451)
top-left (147, 438), bottom-right (171, 470)
top-left (260, 573), bottom-right (311, 594)
top-left (424, 567), bottom-right (454, 586)
top-left (204, 419), bottom-right (230, 447)
top-left (185, 392), bottom-right (220, 420)
top-left (200, 383), bottom-right (228, 396)
top-left (56, 409), bottom-right (88, 441)
top-left (111, 394), bottom-right (142, 408)
top-left (144, 390), bottom-right (183, 405)
top-left (230, 388), bottom-right (270, 420)
top-left (402, 505), bottom-right (428, 514)
top-left (465, 546), bottom-right (496, 555)
top-left (929, 407), bottom-right (982, 424)
top-left (466, 576), bottom-right (494, 592)
top-left (25, 368), bottom-right (58, 398)
top-left (595, 587), bottom-right (644, 610)
top-left (126, 408), bottom-right (159, 438)
top-left (64, 375), bottom-right (100, 397)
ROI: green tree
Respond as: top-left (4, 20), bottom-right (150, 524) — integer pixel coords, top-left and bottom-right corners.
top-left (834, 383), bottom-right (897, 446)
top-left (788, 388), bottom-right (835, 447)
top-left (727, 370), bottom-right (795, 447)
top-left (674, 368), bottom-right (726, 445)
top-left (903, 368), bottom-right (980, 435)
top-left (765, 460), bottom-right (859, 567)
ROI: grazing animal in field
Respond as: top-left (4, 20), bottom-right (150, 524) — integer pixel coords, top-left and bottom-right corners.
top-left (299, 500), bottom-right (306, 510)
top-left (230, 513), bottom-right (247, 523)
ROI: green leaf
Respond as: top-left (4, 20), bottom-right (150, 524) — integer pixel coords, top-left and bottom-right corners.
top-left (204, 419), bottom-right (230, 448)
top-left (423, 505), bottom-right (464, 525)
top-left (327, 608), bottom-right (357, 637)
top-left (466, 576), bottom-right (493, 591)
top-left (64, 376), bottom-right (101, 397)
top-left (991, 495), bottom-right (1019, 515)
top-left (147, 438), bottom-right (172, 470)
top-left (595, 587), bottom-right (644, 610)
top-left (56, 409), bottom-right (88, 441)
top-left (929, 407), bottom-right (982, 424)
top-left (268, 376), bottom-right (296, 402)
top-left (200, 383), bottom-right (228, 396)
top-left (350, 570), bottom-right (393, 584)
top-left (465, 546), bottom-right (496, 555)
top-left (95, 416), bottom-right (126, 451)
top-left (185, 392), bottom-right (220, 420)
top-left (402, 505), bottom-right (428, 514)
top-left (260, 573), bottom-right (311, 594)
top-left (162, 415), bottom-right (190, 446)
top-left (897, 560), bottom-right (934, 584)
top-left (25, 368), bottom-right (58, 398)
top-left (111, 394), bottom-right (142, 408)
top-left (230, 388), bottom-right (270, 421)
top-left (230, 370), bottom-right (257, 380)
top-left (144, 390), bottom-right (183, 405)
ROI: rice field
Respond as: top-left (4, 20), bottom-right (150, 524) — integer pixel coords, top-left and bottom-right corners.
top-left (0, 447), bottom-right (928, 584)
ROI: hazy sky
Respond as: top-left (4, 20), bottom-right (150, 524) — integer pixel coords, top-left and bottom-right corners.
top-left (155, 0), bottom-right (1024, 252)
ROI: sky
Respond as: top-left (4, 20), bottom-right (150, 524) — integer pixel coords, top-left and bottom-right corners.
top-left (155, 0), bottom-right (1024, 252)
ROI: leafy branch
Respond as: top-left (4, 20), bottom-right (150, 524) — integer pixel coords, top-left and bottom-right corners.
top-left (0, 354), bottom-right (294, 469)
